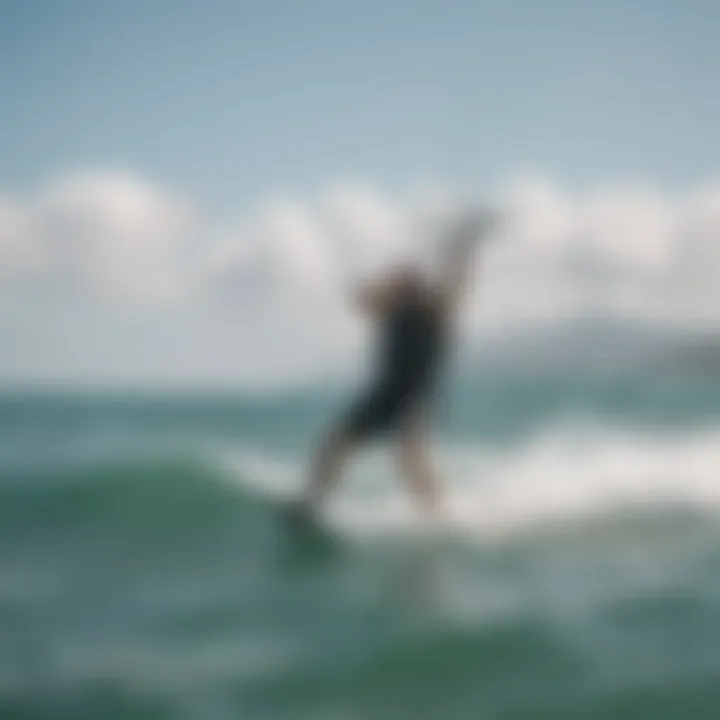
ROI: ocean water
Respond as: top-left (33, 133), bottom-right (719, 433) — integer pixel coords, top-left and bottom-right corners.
top-left (2, 370), bottom-right (720, 719)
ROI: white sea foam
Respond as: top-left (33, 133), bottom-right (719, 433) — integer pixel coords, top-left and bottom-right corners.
top-left (220, 421), bottom-right (720, 539)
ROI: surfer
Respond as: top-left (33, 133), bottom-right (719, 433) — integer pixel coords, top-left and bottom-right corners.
top-left (289, 209), bottom-right (497, 527)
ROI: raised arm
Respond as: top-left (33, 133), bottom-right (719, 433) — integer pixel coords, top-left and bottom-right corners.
top-left (437, 208), bottom-right (498, 310)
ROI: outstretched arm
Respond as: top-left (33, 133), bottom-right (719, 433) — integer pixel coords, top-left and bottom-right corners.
top-left (437, 209), bottom-right (498, 310)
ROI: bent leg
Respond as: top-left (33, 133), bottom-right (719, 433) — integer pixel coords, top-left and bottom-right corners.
top-left (396, 410), bottom-right (442, 516)
top-left (300, 389), bottom-right (389, 510)
top-left (301, 426), bottom-right (359, 512)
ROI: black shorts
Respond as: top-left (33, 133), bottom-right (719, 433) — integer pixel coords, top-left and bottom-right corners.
top-left (341, 384), bottom-right (429, 439)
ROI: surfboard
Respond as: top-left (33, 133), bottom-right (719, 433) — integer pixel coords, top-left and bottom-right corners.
top-left (276, 499), bottom-right (342, 553)
top-left (278, 499), bottom-right (328, 533)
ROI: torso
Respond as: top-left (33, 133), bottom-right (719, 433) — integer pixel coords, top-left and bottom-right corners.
top-left (374, 292), bottom-right (448, 397)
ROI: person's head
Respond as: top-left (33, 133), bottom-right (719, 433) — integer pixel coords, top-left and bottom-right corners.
top-left (388, 263), bottom-right (428, 300)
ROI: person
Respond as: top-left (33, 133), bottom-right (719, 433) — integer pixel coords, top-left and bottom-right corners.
top-left (287, 209), bottom-right (497, 528)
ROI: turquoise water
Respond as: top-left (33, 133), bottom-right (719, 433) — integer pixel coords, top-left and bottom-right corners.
top-left (2, 370), bottom-right (720, 719)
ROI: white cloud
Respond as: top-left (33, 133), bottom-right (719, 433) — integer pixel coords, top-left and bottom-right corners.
top-left (0, 198), bottom-right (42, 278)
top-left (0, 171), bottom-right (195, 304)
top-left (316, 185), bottom-right (410, 278)
top-left (0, 169), bottom-right (719, 385)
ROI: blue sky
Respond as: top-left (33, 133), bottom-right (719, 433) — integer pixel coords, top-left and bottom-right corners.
top-left (1, 0), bottom-right (719, 386)
top-left (2, 0), bottom-right (719, 211)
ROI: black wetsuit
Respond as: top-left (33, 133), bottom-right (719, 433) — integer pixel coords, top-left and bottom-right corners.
top-left (344, 294), bottom-right (448, 438)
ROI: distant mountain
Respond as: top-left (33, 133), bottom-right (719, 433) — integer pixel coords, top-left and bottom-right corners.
top-left (655, 339), bottom-right (720, 373)
top-left (462, 317), bottom-right (720, 374)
